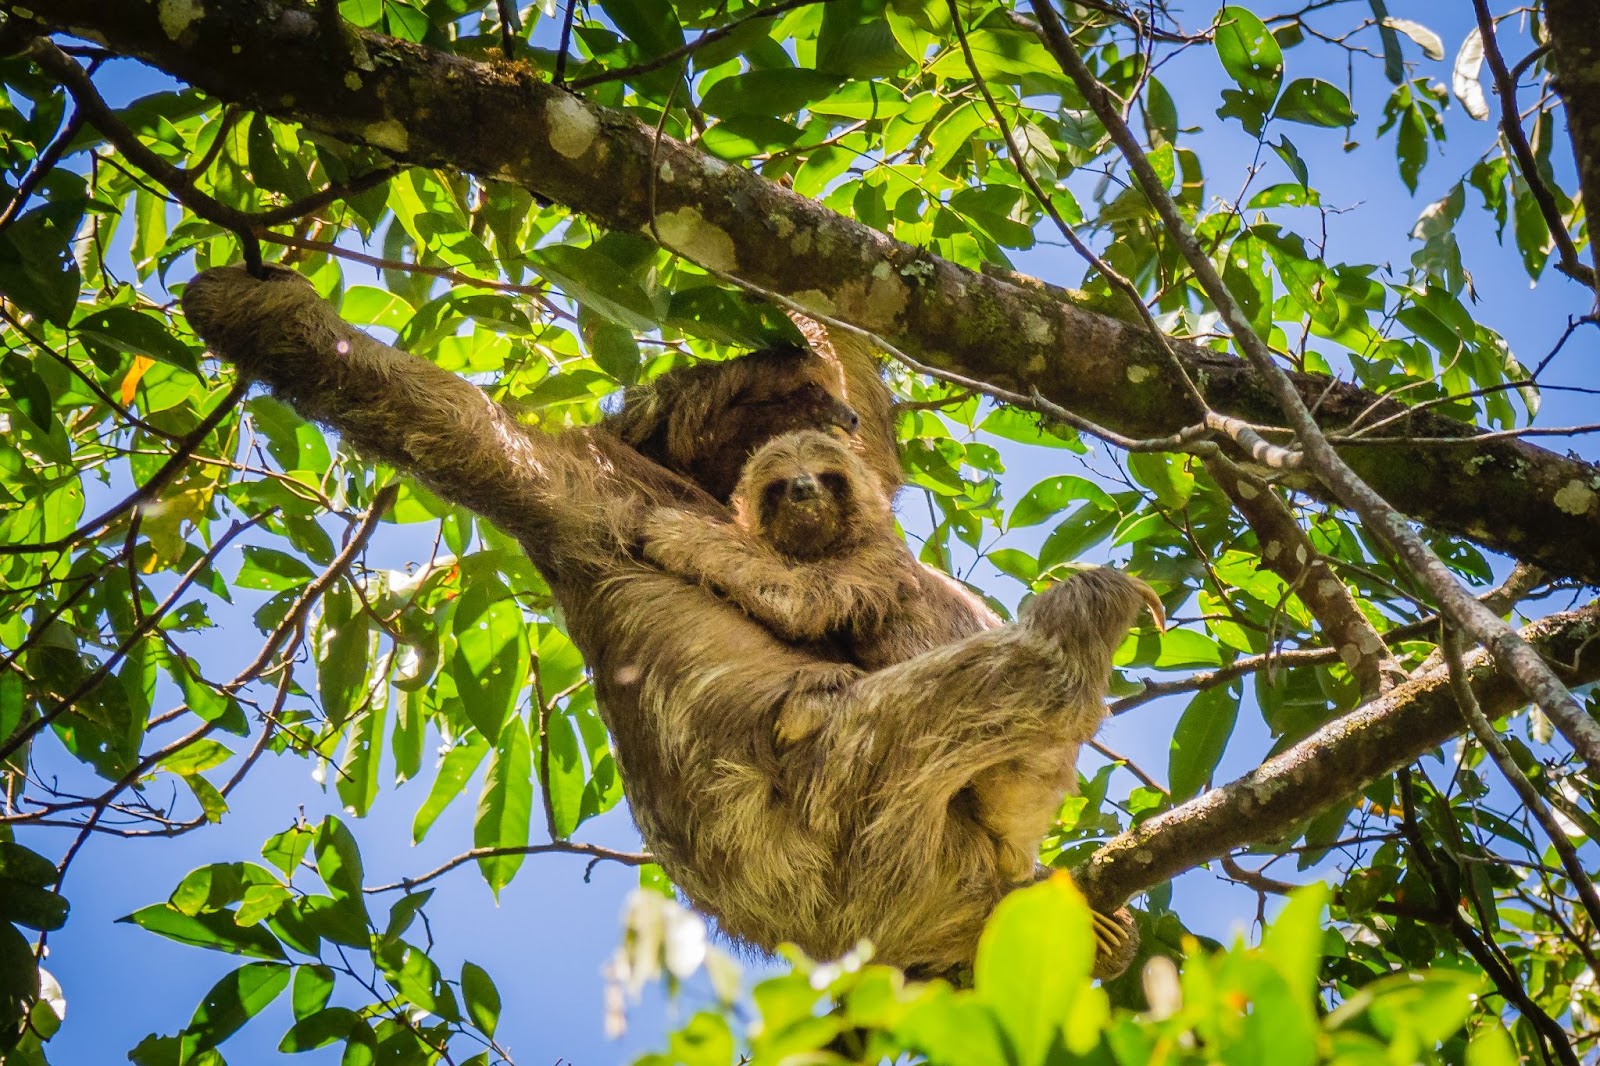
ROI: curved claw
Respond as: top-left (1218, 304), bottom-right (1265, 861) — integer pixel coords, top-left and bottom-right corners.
top-left (1090, 907), bottom-right (1139, 982)
top-left (1135, 580), bottom-right (1166, 632)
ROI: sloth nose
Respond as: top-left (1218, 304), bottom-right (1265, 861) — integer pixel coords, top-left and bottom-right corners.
top-left (786, 474), bottom-right (821, 501)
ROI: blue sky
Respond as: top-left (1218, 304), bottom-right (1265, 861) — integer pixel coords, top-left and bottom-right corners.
top-left (17, 4), bottom-right (1598, 1064)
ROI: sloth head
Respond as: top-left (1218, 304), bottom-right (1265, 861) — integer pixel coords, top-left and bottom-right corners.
top-left (610, 344), bottom-right (862, 503)
top-left (733, 430), bottom-right (891, 561)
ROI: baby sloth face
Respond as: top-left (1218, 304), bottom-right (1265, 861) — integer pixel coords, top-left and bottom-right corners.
top-left (734, 430), bottom-right (887, 562)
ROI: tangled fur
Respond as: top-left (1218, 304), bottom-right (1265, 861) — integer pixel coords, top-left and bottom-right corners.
top-left (183, 265), bottom-right (1143, 978)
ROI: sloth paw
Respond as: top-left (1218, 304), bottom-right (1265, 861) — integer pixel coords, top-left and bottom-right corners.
top-left (1090, 906), bottom-right (1139, 982)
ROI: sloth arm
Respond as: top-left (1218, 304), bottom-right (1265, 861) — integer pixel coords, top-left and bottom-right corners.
top-left (639, 507), bottom-right (869, 642)
top-left (180, 266), bottom-right (722, 575)
top-left (792, 568), bottom-right (1148, 810)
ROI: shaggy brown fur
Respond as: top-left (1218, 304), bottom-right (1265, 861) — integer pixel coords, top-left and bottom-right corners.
top-left (640, 430), bottom-right (1160, 893)
top-left (608, 344), bottom-right (868, 505)
top-left (182, 265), bottom-right (1140, 979)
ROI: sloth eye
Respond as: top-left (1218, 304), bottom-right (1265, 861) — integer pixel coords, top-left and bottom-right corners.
top-left (820, 473), bottom-right (848, 498)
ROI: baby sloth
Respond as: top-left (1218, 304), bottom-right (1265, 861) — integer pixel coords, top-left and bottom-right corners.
top-left (641, 431), bottom-right (1162, 902)
top-left (642, 429), bottom-right (996, 685)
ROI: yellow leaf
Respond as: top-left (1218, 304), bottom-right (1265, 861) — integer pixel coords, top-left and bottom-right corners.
top-left (120, 355), bottom-right (156, 406)
top-left (140, 485), bottom-right (214, 570)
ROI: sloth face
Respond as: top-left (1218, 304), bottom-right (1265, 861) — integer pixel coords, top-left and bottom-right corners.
top-left (611, 344), bottom-right (861, 503)
top-left (737, 430), bottom-right (882, 561)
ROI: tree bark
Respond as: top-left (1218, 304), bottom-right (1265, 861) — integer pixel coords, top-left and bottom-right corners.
top-left (19, 0), bottom-right (1600, 585)
top-left (1074, 597), bottom-right (1600, 911)
top-left (1543, 0), bottom-right (1600, 283)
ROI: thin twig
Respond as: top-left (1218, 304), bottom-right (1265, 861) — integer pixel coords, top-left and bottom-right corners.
top-left (0, 380), bottom-right (248, 556)
top-left (1470, 0), bottom-right (1597, 292)
top-left (0, 107), bottom-right (86, 233)
top-left (1442, 628), bottom-right (1600, 939)
top-left (569, 0), bottom-right (832, 89)
top-left (365, 842), bottom-right (650, 893)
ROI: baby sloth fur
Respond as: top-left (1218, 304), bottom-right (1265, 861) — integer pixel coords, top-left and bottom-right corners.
top-left (644, 429), bottom-right (1161, 971)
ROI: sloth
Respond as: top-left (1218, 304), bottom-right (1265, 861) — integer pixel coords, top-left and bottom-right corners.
top-left (182, 264), bottom-right (1144, 980)
top-left (641, 429), bottom-right (1161, 943)
top-left (640, 428), bottom-right (999, 676)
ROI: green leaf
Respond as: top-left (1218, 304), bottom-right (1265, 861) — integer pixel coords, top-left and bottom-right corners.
top-left (974, 875), bottom-right (1098, 1065)
top-left (1261, 881), bottom-right (1329, 1000)
top-left (158, 739), bottom-right (234, 777)
top-left (1466, 1025), bottom-right (1519, 1066)
top-left (1167, 683), bottom-right (1240, 801)
top-left (698, 70), bottom-right (845, 119)
top-left (315, 581), bottom-right (372, 729)
top-left (451, 583), bottom-right (529, 744)
top-left (0, 197), bottom-right (84, 326)
top-left (545, 712), bottom-right (587, 838)
top-left (413, 734), bottom-right (489, 844)
top-left (235, 547), bottom-right (315, 592)
top-left (381, 889), bottom-right (432, 946)
top-left (312, 816), bottom-right (365, 906)
top-left (336, 684), bottom-right (387, 818)
top-left (596, 0), bottom-right (684, 63)
top-left (461, 961), bottom-right (501, 1038)
top-left (474, 720), bottom-right (533, 896)
top-left (527, 244), bottom-right (659, 332)
top-left (261, 823), bottom-right (315, 879)
top-left (278, 1006), bottom-right (362, 1052)
top-left (1274, 78), bottom-right (1357, 127)
top-left (292, 964), bottom-right (336, 1021)
top-left (378, 941), bottom-right (460, 1020)
top-left (0, 882), bottom-right (68, 932)
top-left (1009, 476), bottom-right (1115, 529)
top-left (74, 306), bottom-right (201, 376)
top-left (1127, 452), bottom-right (1196, 510)
top-left (1215, 6), bottom-right (1282, 107)
top-left (119, 905), bottom-right (287, 960)
top-left (0, 923), bottom-right (39, 1042)
top-left (896, 988), bottom-right (1009, 1066)
top-left (391, 687), bottom-right (427, 784)
top-left (179, 962), bottom-right (290, 1060)
top-left (0, 845), bottom-right (59, 888)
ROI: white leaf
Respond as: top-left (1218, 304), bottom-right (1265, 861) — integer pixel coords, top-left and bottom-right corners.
top-left (1383, 17), bottom-right (1444, 61)
top-left (1453, 29), bottom-right (1491, 120)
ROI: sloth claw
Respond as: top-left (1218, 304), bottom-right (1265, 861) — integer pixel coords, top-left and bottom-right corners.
top-left (1090, 906), bottom-right (1139, 982)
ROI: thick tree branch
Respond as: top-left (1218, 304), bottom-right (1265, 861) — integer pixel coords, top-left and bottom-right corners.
top-left (1074, 597), bottom-right (1600, 912)
top-left (17, 0), bottom-right (1600, 586)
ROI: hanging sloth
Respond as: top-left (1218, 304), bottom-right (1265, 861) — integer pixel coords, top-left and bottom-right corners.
top-left (183, 265), bottom-right (1150, 979)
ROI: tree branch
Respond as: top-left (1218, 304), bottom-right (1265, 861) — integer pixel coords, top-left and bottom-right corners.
top-left (1030, 0), bottom-right (1600, 771)
top-left (17, 0), bottom-right (1600, 586)
top-left (1541, 0), bottom-right (1600, 287)
top-left (1074, 597), bottom-right (1600, 912)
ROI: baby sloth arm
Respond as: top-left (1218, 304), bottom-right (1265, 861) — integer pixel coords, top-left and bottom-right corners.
top-left (640, 507), bottom-right (873, 642)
